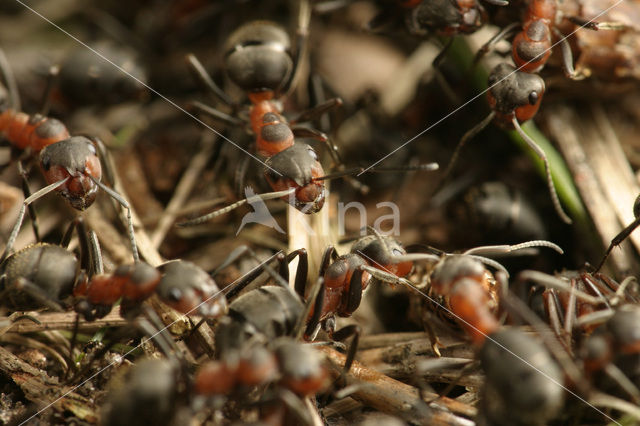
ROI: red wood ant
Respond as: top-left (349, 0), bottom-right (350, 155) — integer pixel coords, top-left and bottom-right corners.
top-left (183, 17), bottom-right (342, 216)
top-left (180, 20), bottom-right (438, 224)
top-left (438, 62), bottom-right (573, 224)
top-left (101, 358), bottom-right (181, 426)
top-left (0, 51), bottom-right (139, 263)
top-left (194, 338), bottom-right (329, 424)
top-left (476, 0), bottom-right (627, 79)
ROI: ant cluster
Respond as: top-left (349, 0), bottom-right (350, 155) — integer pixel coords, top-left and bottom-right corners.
top-left (1, 0), bottom-right (640, 425)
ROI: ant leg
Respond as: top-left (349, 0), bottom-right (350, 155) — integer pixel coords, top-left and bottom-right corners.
top-left (597, 216), bottom-right (640, 272)
top-left (435, 112), bottom-right (494, 194)
top-left (63, 314), bottom-right (81, 380)
top-left (4, 277), bottom-right (66, 312)
top-left (190, 100), bottom-right (244, 127)
top-left (518, 270), bottom-right (604, 304)
top-left (553, 28), bottom-right (590, 80)
top-left (286, 248), bottom-right (309, 298)
top-left (473, 22), bottom-right (520, 65)
top-left (300, 278), bottom-right (325, 340)
top-left (344, 267), bottom-right (364, 315)
top-left (0, 48), bottom-right (20, 110)
top-left (318, 246), bottom-right (338, 278)
top-left (185, 54), bottom-right (235, 107)
top-left (17, 161), bottom-right (40, 242)
top-left (542, 288), bottom-right (571, 351)
top-left (1, 177), bottom-right (69, 263)
top-left (331, 323), bottom-right (361, 376)
top-left (431, 38), bottom-right (461, 105)
top-left (234, 155), bottom-right (250, 199)
top-left (603, 363), bottom-right (640, 403)
top-left (273, 388), bottom-right (313, 426)
top-left (280, 0), bottom-right (311, 96)
top-left (290, 98), bottom-right (343, 125)
top-left (39, 65), bottom-right (59, 116)
top-left (89, 177), bottom-right (139, 263)
top-left (221, 250), bottom-right (293, 301)
top-left (512, 118), bottom-right (573, 224)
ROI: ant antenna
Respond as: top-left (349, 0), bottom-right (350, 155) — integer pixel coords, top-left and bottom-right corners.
top-left (89, 176), bottom-right (139, 263)
top-left (463, 240), bottom-right (564, 256)
top-left (436, 112), bottom-right (495, 193)
top-left (597, 194), bottom-right (640, 272)
top-left (176, 188), bottom-right (295, 227)
top-left (186, 53), bottom-right (235, 107)
top-left (512, 117), bottom-right (572, 224)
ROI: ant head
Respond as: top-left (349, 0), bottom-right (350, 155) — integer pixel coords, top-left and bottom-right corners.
top-left (487, 63), bottom-right (545, 127)
top-left (412, 0), bottom-right (487, 35)
top-left (351, 233), bottom-right (413, 277)
top-left (224, 21), bottom-right (292, 94)
top-left (264, 143), bottom-right (326, 213)
top-left (39, 136), bottom-right (102, 210)
top-left (157, 260), bottom-right (228, 318)
top-left (430, 254), bottom-right (487, 293)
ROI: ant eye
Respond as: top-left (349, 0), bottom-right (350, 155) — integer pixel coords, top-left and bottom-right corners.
top-left (307, 147), bottom-right (318, 161)
top-left (392, 248), bottom-right (402, 256)
top-left (528, 91), bottom-right (539, 105)
top-left (87, 143), bottom-right (97, 155)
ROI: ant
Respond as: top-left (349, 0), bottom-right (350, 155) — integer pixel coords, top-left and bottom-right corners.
top-left (476, 0), bottom-right (628, 80)
top-left (478, 326), bottom-right (565, 425)
top-left (101, 358), bottom-right (182, 426)
top-left (437, 62), bottom-right (573, 224)
top-left (446, 181), bottom-right (549, 244)
top-left (180, 19), bottom-right (437, 224)
top-left (194, 338), bottom-right (329, 425)
top-left (0, 50), bottom-right (139, 263)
